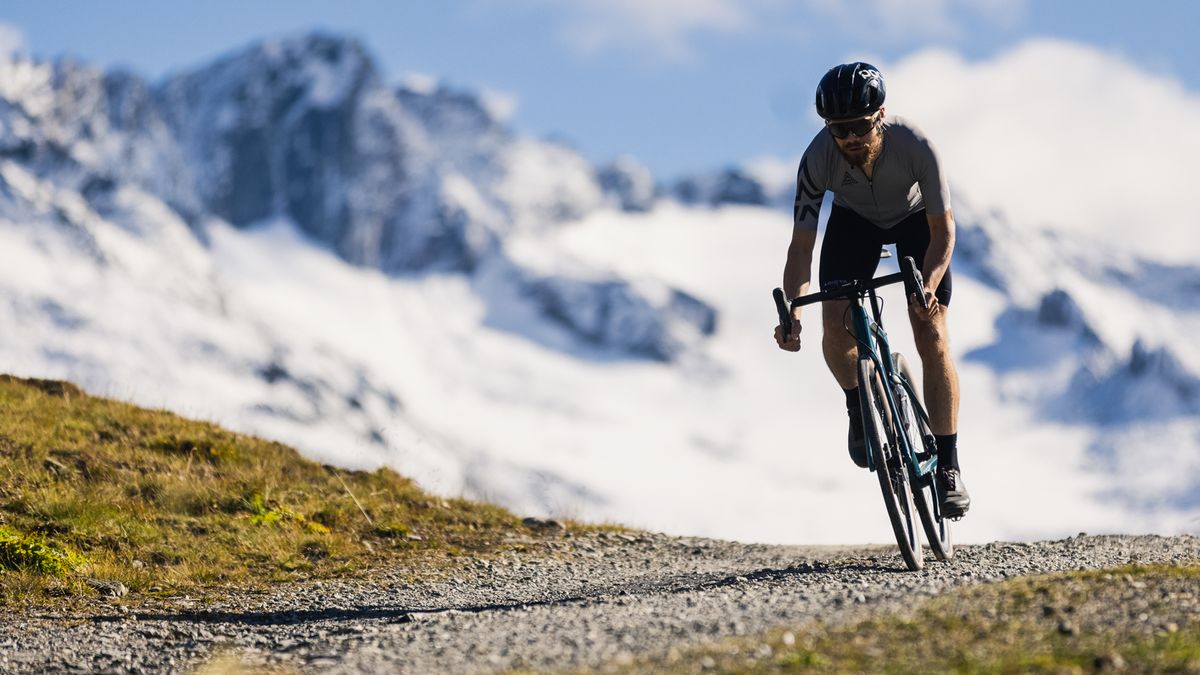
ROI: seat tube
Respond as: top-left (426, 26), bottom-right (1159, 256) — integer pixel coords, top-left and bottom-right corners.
top-left (868, 289), bottom-right (885, 326)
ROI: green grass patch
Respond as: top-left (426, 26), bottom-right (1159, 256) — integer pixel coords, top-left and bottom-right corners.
top-left (0, 526), bottom-right (87, 576)
top-left (0, 374), bottom-right (559, 607)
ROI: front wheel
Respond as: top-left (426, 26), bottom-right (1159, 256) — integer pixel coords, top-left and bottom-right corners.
top-left (858, 357), bottom-right (923, 571)
top-left (893, 353), bottom-right (953, 562)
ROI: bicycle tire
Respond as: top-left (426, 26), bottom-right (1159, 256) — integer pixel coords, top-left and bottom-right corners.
top-left (858, 357), bottom-right (923, 571)
top-left (893, 353), bottom-right (953, 562)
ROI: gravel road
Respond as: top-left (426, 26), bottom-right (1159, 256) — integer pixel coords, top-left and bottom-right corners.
top-left (1, 532), bottom-right (1197, 673)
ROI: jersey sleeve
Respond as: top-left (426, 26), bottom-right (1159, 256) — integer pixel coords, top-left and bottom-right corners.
top-left (911, 128), bottom-right (951, 215)
top-left (793, 144), bottom-right (827, 231)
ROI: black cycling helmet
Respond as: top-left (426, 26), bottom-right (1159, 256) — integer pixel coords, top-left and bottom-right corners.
top-left (815, 62), bottom-right (886, 120)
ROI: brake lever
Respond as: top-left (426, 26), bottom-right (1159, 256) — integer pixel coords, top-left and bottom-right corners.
top-left (772, 288), bottom-right (793, 339)
top-left (902, 257), bottom-right (929, 311)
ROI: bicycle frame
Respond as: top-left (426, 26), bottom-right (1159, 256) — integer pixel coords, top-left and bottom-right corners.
top-left (847, 289), bottom-right (937, 480)
top-left (775, 255), bottom-right (953, 568)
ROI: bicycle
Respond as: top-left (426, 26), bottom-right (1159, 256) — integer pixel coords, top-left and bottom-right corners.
top-left (773, 253), bottom-right (953, 571)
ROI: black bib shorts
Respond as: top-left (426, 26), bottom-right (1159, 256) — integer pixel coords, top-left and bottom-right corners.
top-left (818, 204), bottom-right (953, 307)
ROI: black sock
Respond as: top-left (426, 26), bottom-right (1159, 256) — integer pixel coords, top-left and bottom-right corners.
top-left (844, 387), bottom-right (860, 411)
top-left (935, 433), bottom-right (958, 470)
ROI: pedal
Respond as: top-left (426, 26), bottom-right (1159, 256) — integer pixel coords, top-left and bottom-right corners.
top-left (940, 507), bottom-right (966, 522)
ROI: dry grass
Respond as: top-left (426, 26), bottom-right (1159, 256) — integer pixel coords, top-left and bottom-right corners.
top-left (0, 375), bottom-right (533, 607)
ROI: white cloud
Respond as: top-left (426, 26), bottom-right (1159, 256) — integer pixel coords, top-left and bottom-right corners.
top-left (491, 0), bottom-right (1025, 61)
top-left (509, 0), bottom-right (761, 61)
top-left (805, 0), bottom-right (1027, 42)
top-left (480, 87), bottom-right (519, 123)
top-left (882, 39), bottom-right (1200, 263)
top-left (0, 21), bottom-right (28, 58)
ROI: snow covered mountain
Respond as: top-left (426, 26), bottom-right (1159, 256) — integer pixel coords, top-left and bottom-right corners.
top-left (0, 33), bottom-right (1196, 544)
top-left (0, 33), bottom-right (713, 361)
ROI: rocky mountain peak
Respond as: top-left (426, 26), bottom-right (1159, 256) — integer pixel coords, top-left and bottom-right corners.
top-left (0, 31), bottom-right (716, 362)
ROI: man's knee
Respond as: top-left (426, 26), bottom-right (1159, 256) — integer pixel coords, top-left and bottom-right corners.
top-left (913, 320), bottom-right (949, 360)
top-left (822, 304), bottom-right (855, 350)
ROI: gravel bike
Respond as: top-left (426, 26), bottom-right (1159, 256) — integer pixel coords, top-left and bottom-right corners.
top-left (773, 253), bottom-right (953, 571)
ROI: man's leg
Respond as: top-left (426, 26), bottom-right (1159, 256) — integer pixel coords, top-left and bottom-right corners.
top-left (823, 299), bottom-right (871, 467)
top-left (822, 299), bottom-right (858, 390)
top-left (819, 205), bottom-right (882, 390)
top-left (909, 305), bottom-right (970, 516)
top-left (818, 205), bottom-right (885, 468)
top-left (908, 306), bottom-right (959, 436)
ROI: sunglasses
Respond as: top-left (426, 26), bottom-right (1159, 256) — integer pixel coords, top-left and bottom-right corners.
top-left (826, 114), bottom-right (879, 139)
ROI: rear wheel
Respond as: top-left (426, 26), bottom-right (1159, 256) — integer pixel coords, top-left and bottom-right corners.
top-left (858, 357), bottom-right (923, 571)
top-left (893, 353), bottom-right (953, 562)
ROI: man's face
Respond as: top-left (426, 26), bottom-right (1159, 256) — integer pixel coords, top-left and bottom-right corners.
top-left (828, 111), bottom-right (882, 168)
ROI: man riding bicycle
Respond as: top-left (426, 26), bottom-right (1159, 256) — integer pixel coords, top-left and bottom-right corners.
top-left (774, 62), bottom-right (970, 518)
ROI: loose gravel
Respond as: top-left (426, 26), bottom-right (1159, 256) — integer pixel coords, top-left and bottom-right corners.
top-left (1, 533), bottom-right (1197, 673)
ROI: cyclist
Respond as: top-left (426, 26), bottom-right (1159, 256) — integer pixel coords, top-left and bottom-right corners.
top-left (774, 62), bottom-right (970, 518)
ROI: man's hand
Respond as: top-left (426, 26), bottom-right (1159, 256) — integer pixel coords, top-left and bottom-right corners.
top-left (775, 306), bottom-right (803, 351)
top-left (909, 287), bottom-right (941, 321)
top-left (774, 322), bottom-right (802, 351)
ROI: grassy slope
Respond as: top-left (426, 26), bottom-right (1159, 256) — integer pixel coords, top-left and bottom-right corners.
top-left (0, 375), bottom-right (535, 607)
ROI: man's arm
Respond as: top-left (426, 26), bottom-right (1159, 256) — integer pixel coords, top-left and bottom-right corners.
top-left (782, 227), bottom-right (820, 317)
top-left (915, 208), bottom-right (955, 314)
top-left (910, 122), bottom-right (953, 302)
top-left (784, 227), bottom-right (817, 309)
top-left (782, 144), bottom-right (824, 348)
top-left (777, 227), bottom-right (817, 350)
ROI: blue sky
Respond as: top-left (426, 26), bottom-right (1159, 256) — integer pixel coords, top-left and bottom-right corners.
top-left (1, 1), bottom-right (1197, 179)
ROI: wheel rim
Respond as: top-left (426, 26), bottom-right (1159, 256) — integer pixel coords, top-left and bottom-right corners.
top-left (893, 353), bottom-right (953, 561)
top-left (860, 358), bottom-right (923, 570)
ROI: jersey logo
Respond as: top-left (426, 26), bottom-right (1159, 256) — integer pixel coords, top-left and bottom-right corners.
top-left (841, 171), bottom-right (859, 187)
top-left (797, 157), bottom-right (822, 200)
top-left (794, 156), bottom-right (823, 227)
top-left (796, 204), bottom-right (820, 223)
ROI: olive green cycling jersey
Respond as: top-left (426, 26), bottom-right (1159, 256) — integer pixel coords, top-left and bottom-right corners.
top-left (793, 115), bottom-right (951, 231)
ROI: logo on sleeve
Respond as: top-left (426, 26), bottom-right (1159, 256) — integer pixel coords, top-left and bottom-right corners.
top-left (841, 171), bottom-right (859, 187)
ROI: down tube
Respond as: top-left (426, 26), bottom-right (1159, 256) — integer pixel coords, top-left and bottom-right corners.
top-left (872, 328), bottom-right (926, 472)
top-left (851, 305), bottom-right (876, 362)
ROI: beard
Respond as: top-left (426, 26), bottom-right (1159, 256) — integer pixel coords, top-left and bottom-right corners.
top-left (838, 132), bottom-right (883, 168)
